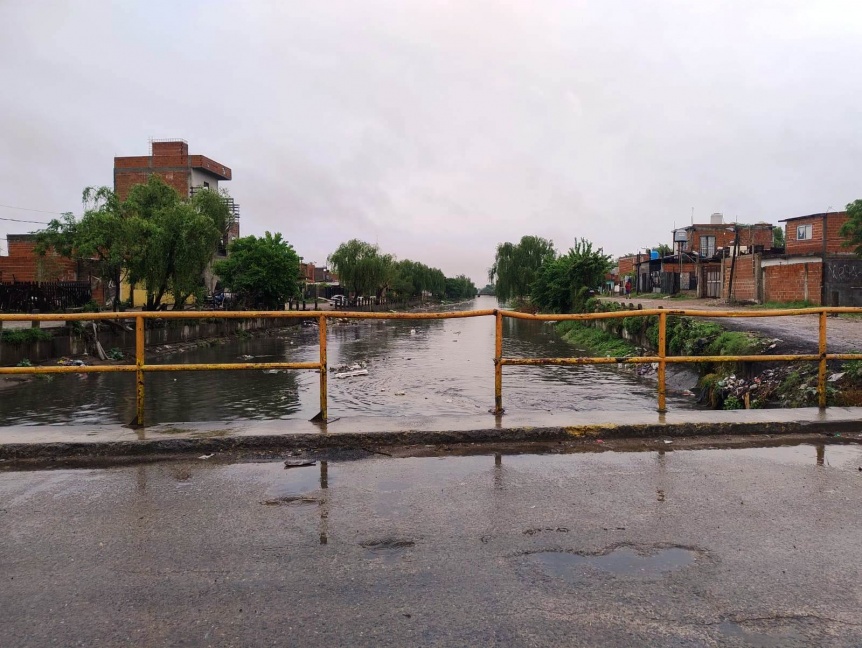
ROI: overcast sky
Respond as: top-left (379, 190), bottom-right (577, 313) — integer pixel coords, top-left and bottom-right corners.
top-left (2, 1), bottom-right (862, 285)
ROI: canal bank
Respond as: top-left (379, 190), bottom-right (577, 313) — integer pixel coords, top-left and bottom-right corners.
top-left (0, 297), bottom-right (701, 427)
top-left (1, 407), bottom-right (861, 462)
top-left (563, 298), bottom-right (862, 409)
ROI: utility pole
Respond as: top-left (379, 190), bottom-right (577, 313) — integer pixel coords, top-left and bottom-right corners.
top-left (727, 226), bottom-right (740, 304)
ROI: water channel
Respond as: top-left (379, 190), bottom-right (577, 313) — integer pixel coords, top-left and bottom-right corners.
top-left (0, 296), bottom-right (696, 426)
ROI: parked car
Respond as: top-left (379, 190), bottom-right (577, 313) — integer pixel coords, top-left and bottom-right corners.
top-left (332, 294), bottom-right (347, 307)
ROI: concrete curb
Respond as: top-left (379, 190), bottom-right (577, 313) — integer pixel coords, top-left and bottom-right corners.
top-left (2, 417), bottom-right (860, 461)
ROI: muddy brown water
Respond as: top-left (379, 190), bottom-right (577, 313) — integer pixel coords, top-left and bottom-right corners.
top-left (0, 296), bottom-right (697, 426)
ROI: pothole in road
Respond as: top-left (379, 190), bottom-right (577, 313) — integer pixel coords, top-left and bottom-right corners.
top-left (361, 538), bottom-right (416, 563)
top-left (360, 538), bottom-right (415, 550)
top-left (526, 544), bottom-right (700, 578)
top-left (260, 495), bottom-right (319, 506)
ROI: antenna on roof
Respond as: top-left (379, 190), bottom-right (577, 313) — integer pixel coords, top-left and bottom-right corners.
top-left (691, 207), bottom-right (694, 225)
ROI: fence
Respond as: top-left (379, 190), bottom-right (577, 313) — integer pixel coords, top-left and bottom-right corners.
top-left (0, 281), bottom-right (92, 313)
top-left (1, 307), bottom-right (861, 425)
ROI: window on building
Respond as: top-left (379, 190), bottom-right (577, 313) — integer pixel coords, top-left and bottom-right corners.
top-left (699, 235), bottom-right (716, 257)
top-left (203, 181), bottom-right (210, 189)
top-left (796, 224), bottom-right (813, 240)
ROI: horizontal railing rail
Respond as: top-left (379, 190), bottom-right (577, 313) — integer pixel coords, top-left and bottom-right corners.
top-left (1, 306), bottom-right (861, 424)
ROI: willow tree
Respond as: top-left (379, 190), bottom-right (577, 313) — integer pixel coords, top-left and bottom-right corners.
top-left (488, 235), bottom-right (555, 304)
top-left (35, 187), bottom-right (128, 310)
top-left (328, 239), bottom-right (394, 298)
top-left (123, 177), bottom-right (227, 310)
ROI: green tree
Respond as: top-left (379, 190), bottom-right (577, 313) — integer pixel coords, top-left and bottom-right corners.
top-left (771, 226), bottom-right (785, 249)
top-left (488, 235), bottom-right (555, 304)
top-left (37, 177), bottom-right (234, 311)
top-left (35, 187), bottom-right (128, 310)
top-left (328, 239), bottom-right (394, 298)
top-left (444, 275), bottom-right (477, 300)
top-left (654, 243), bottom-right (672, 257)
top-left (840, 200), bottom-right (862, 255)
top-left (530, 239), bottom-right (612, 313)
top-left (122, 177), bottom-right (228, 309)
top-left (213, 232), bottom-right (301, 309)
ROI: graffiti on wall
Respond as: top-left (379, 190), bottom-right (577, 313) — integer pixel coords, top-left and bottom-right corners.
top-left (827, 261), bottom-right (862, 284)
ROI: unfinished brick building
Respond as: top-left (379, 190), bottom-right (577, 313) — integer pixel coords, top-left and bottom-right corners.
top-left (114, 139), bottom-right (240, 243)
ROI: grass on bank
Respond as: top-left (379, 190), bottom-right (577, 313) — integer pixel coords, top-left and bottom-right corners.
top-left (1, 328), bottom-right (53, 345)
top-left (555, 320), bottom-right (637, 357)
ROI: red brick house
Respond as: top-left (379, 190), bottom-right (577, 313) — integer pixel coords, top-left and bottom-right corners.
top-left (0, 234), bottom-right (105, 304)
top-left (716, 211), bottom-right (861, 306)
top-left (755, 211), bottom-right (860, 306)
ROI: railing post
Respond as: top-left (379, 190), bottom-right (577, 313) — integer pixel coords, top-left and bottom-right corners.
top-left (818, 310), bottom-right (827, 409)
top-left (135, 315), bottom-right (145, 426)
top-left (494, 310), bottom-right (504, 415)
top-left (657, 310), bottom-right (667, 413)
top-left (313, 314), bottom-right (328, 421)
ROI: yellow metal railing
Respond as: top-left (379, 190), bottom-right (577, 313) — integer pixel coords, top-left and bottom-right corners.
top-left (1, 306), bottom-right (861, 424)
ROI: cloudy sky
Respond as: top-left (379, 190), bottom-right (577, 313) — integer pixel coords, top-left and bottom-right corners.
top-left (2, 1), bottom-right (862, 285)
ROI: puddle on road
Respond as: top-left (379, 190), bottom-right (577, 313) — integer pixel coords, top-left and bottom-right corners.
top-left (528, 545), bottom-right (698, 579)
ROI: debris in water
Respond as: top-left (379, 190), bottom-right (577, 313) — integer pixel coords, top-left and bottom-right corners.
top-left (334, 369), bottom-right (369, 379)
top-left (284, 460), bottom-right (316, 469)
top-left (394, 390), bottom-right (406, 396)
top-left (664, 440), bottom-right (673, 444)
top-left (198, 454), bottom-right (214, 460)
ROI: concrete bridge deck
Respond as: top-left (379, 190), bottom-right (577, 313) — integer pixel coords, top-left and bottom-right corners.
top-left (1, 407), bottom-right (861, 461)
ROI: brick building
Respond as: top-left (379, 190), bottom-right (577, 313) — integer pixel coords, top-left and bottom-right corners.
top-left (0, 234), bottom-right (104, 303)
top-left (715, 211), bottom-right (861, 306)
top-left (114, 139), bottom-right (241, 303)
top-left (114, 139), bottom-right (239, 244)
top-left (756, 211), bottom-right (860, 305)
top-left (780, 212), bottom-right (850, 255)
top-left (0, 234), bottom-right (79, 283)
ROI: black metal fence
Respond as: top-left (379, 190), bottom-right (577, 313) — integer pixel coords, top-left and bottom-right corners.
top-left (0, 281), bottom-right (92, 313)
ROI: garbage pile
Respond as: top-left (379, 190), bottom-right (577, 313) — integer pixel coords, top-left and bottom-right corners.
top-left (703, 369), bottom-right (787, 407)
top-left (331, 361), bottom-right (369, 379)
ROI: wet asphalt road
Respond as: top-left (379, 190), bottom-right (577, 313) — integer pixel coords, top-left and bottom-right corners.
top-left (3, 442), bottom-right (862, 647)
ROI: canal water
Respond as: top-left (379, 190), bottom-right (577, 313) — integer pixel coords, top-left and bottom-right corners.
top-left (0, 296), bottom-right (695, 425)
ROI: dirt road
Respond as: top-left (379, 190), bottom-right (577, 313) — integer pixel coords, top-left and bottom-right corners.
top-left (601, 297), bottom-right (862, 354)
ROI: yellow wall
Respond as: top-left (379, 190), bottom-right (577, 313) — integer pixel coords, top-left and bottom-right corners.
top-left (120, 278), bottom-right (197, 307)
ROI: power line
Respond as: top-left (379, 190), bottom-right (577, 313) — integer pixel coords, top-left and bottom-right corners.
top-left (0, 215), bottom-right (51, 225)
top-left (0, 203), bottom-right (69, 216)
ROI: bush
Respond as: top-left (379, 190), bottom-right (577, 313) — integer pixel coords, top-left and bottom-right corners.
top-left (723, 395), bottom-right (743, 410)
top-left (1, 328), bottom-right (53, 345)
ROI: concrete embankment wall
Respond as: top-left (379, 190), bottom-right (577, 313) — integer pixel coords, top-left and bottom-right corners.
top-left (1, 317), bottom-right (294, 366)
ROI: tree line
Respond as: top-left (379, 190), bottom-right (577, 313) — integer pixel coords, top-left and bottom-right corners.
top-left (489, 235), bottom-right (612, 313)
top-left (36, 176), bottom-right (302, 310)
top-left (35, 179), bottom-right (476, 311)
top-left (328, 239), bottom-right (476, 301)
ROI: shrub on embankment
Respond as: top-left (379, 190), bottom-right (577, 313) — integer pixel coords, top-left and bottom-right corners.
top-left (556, 300), bottom-right (793, 409)
top-left (568, 300), bottom-right (862, 409)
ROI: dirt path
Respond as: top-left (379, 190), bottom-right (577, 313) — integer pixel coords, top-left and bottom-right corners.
top-left (600, 296), bottom-right (862, 355)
